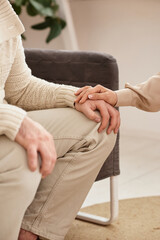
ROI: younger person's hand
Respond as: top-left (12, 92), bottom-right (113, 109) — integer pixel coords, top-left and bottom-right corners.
top-left (74, 85), bottom-right (118, 106)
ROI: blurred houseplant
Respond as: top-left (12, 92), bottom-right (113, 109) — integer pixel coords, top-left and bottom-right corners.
top-left (10, 0), bottom-right (66, 43)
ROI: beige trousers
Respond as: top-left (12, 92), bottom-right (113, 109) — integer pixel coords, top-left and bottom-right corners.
top-left (0, 108), bottom-right (116, 240)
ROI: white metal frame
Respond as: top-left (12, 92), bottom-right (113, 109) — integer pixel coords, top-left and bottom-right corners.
top-left (76, 176), bottom-right (118, 225)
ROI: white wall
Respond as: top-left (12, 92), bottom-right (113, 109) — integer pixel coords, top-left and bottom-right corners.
top-left (69, 0), bottom-right (160, 137)
top-left (21, 0), bottom-right (160, 137)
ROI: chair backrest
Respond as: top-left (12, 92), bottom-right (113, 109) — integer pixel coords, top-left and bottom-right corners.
top-left (25, 49), bottom-right (120, 180)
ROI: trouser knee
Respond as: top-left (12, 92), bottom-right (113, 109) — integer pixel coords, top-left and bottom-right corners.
top-left (82, 121), bottom-right (117, 162)
top-left (17, 164), bottom-right (41, 205)
top-left (1, 140), bottom-right (41, 206)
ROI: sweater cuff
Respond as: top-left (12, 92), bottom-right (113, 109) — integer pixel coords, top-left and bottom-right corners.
top-left (56, 86), bottom-right (79, 108)
top-left (0, 104), bottom-right (27, 141)
top-left (115, 88), bottom-right (135, 107)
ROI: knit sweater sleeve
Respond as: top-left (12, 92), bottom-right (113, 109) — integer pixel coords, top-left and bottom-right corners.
top-left (0, 103), bottom-right (26, 140)
top-left (5, 36), bottom-right (79, 111)
top-left (115, 73), bottom-right (160, 112)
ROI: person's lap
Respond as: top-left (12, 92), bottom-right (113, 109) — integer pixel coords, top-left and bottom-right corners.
top-left (0, 107), bottom-right (116, 240)
top-left (0, 130), bottom-right (41, 239)
top-left (22, 108), bottom-right (117, 239)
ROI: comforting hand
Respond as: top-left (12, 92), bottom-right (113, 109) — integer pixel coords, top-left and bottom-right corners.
top-left (74, 85), bottom-right (118, 106)
top-left (15, 116), bottom-right (57, 178)
top-left (75, 100), bottom-right (120, 134)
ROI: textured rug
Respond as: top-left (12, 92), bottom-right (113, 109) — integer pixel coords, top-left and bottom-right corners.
top-left (64, 196), bottom-right (160, 240)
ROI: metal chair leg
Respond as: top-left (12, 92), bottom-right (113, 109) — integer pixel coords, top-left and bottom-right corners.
top-left (76, 175), bottom-right (119, 225)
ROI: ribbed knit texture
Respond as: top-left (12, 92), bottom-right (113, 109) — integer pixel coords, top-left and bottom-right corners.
top-left (0, 0), bottom-right (24, 43)
top-left (5, 36), bottom-right (78, 111)
top-left (0, 104), bottom-right (26, 140)
top-left (0, 0), bottom-right (78, 141)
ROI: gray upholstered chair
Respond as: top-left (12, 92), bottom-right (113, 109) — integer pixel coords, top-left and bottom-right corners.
top-left (25, 49), bottom-right (120, 225)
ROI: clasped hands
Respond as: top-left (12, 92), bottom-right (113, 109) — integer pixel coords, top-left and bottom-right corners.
top-left (74, 84), bottom-right (120, 135)
top-left (15, 85), bottom-right (120, 179)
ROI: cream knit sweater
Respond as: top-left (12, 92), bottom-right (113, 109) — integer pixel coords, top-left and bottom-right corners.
top-left (1, 0), bottom-right (160, 142)
top-left (0, 0), bottom-right (78, 141)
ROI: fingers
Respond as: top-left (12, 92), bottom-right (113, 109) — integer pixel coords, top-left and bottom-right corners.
top-left (75, 90), bottom-right (89, 104)
top-left (74, 86), bottom-right (92, 103)
top-left (75, 85), bottom-right (108, 104)
top-left (27, 137), bottom-right (57, 178)
top-left (75, 98), bottom-right (120, 135)
top-left (104, 104), bottom-right (120, 134)
top-left (107, 105), bottom-right (117, 134)
top-left (79, 87), bottom-right (99, 104)
top-left (74, 87), bottom-right (95, 104)
top-left (75, 85), bottom-right (117, 106)
top-left (27, 146), bottom-right (38, 171)
top-left (74, 86), bottom-right (91, 96)
top-left (88, 92), bottom-right (109, 101)
top-left (93, 101), bottom-right (120, 134)
top-left (115, 114), bottom-right (121, 134)
top-left (107, 111), bottom-right (119, 134)
top-left (39, 140), bottom-right (57, 179)
top-left (82, 104), bottom-right (101, 123)
top-left (96, 102), bottom-right (110, 133)
top-left (15, 117), bottom-right (57, 179)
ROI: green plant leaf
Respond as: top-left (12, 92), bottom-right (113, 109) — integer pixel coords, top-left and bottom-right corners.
top-left (10, 0), bottom-right (67, 43)
top-left (22, 0), bottom-right (28, 6)
top-left (52, 4), bottom-right (59, 13)
top-left (32, 20), bottom-right (50, 30)
top-left (41, 7), bottom-right (54, 17)
top-left (15, 0), bottom-right (24, 6)
top-left (36, 0), bottom-right (52, 7)
top-left (60, 19), bottom-right (66, 29)
top-left (12, 3), bottom-right (22, 15)
top-left (21, 33), bottom-right (26, 40)
top-left (27, 3), bottom-right (38, 16)
top-left (29, 0), bottom-right (54, 17)
top-left (46, 20), bottom-right (62, 43)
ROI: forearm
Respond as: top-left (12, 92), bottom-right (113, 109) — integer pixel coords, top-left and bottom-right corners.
top-left (115, 72), bottom-right (160, 112)
top-left (6, 73), bottom-right (78, 111)
top-left (5, 36), bottom-right (78, 111)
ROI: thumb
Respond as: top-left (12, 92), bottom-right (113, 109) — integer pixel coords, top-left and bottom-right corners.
top-left (84, 106), bottom-right (101, 123)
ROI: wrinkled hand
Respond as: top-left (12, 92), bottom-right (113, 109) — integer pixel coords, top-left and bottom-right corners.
top-left (75, 100), bottom-right (120, 134)
top-left (15, 116), bottom-right (57, 178)
top-left (74, 85), bottom-right (118, 106)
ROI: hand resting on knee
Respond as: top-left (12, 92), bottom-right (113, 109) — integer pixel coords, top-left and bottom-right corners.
top-left (15, 116), bottom-right (57, 179)
top-left (75, 99), bottom-right (120, 134)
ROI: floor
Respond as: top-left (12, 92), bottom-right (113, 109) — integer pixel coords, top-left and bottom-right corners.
top-left (82, 130), bottom-right (160, 208)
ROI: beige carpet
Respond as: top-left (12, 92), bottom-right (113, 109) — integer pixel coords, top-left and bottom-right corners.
top-left (65, 196), bottom-right (160, 240)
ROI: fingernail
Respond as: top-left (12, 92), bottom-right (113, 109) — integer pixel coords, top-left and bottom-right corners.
top-left (95, 118), bottom-right (100, 122)
top-left (88, 95), bottom-right (92, 99)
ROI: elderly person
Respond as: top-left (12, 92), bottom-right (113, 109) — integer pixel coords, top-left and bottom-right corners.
top-left (0, 1), bottom-right (120, 240)
top-left (75, 73), bottom-right (160, 112)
